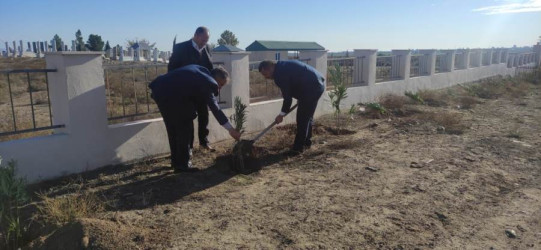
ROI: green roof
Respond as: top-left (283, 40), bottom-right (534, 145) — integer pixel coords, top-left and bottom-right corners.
top-left (246, 40), bottom-right (325, 51)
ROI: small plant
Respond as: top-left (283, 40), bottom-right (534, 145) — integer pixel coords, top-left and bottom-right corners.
top-left (366, 103), bottom-right (387, 115)
top-left (230, 96), bottom-right (248, 134)
top-left (0, 157), bottom-right (29, 249)
top-left (328, 64), bottom-right (349, 117)
top-left (405, 91), bottom-right (424, 104)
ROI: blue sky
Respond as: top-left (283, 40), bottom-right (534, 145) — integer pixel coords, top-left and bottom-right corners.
top-left (1, 0), bottom-right (540, 52)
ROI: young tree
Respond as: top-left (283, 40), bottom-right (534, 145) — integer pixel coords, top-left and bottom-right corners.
top-left (217, 30), bottom-right (239, 46)
top-left (104, 41), bottom-right (111, 51)
top-left (75, 29), bottom-right (86, 51)
top-left (86, 34), bottom-right (105, 51)
top-left (53, 34), bottom-right (63, 51)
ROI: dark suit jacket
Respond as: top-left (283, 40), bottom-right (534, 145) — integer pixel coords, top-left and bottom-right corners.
top-left (168, 39), bottom-right (213, 72)
top-left (149, 65), bottom-right (228, 125)
top-left (273, 60), bottom-right (326, 113)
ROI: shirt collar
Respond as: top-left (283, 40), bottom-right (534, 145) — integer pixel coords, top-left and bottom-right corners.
top-left (192, 39), bottom-right (205, 53)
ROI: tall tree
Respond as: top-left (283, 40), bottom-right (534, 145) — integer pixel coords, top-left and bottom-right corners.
top-left (104, 41), bottom-right (111, 51)
top-left (217, 30), bottom-right (239, 46)
top-left (75, 29), bottom-right (86, 51)
top-left (53, 34), bottom-right (63, 51)
top-left (86, 34), bottom-right (105, 51)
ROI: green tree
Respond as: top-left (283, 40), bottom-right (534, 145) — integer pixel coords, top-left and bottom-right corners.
top-left (53, 34), bottom-right (63, 51)
top-left (85, 34), bottom-right (104, 51)
top-left (217, 30), bottom-right (239, 46)
top-left (104, 41), bottom-right (111, 51)
top-left (75, 29), bottom-right (86, 51)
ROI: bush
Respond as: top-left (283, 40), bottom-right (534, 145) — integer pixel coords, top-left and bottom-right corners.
top-left (405, 91), bottom-right (424, 104)
top-left (37, 187), bottom-right (105, 226)
top-left (0, 157), bottom-right (29, 249)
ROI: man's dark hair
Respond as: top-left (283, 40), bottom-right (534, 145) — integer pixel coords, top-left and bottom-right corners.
top-left (195, 26), bottom-right (209, 36)
top-left (258, 60), bottom-right (276, 72)
top-left (211, 66), bottom-right (229, 80)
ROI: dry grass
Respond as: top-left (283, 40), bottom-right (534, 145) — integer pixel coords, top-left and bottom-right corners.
top-left (418, 111), bottom-right (466, 134)
top-left (418, 89), bottom-right (449, 107)
top-left (457, 96), bottom-right (480, 109)
top-left (36, 184), bottom-right (105, 226)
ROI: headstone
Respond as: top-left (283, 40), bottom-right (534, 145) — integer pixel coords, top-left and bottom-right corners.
top-left (128, 47), bottom-right (133, 57)
top-left (44, 41), bottom-right (49, 52)
top-left (18, 40), bottom-right (23, 57)
top-left (119, 46), bottom-right (124, 61)
top-left (112, 46), bottom-right (117, 60)
top-left (32, 42), bottom-right (37, 53)
top-left (153, 48), bottom-right (159, 62)
top-left (39, 42), bottom-right (45, 52)
top-left (51, 40), bottom-right (57, 52)
top-left (134, 47), bottom-right (140, 61)
top-left (12, 41), bottom-right (16, 57)
top-left (4, 42), bottom-right (8, 58)
top-left (72, 40), bottom-right (76, 51)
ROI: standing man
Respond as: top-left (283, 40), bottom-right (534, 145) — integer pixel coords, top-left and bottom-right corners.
top-left (258, 60), bottom-right (325, 154)
top-left (168, 26), bottom-right (214, 151)
top-left (149, 65), bottom-right (241, 173)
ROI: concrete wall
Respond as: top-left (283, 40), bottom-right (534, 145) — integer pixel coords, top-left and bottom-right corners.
top-left (0, 49), bottom-right (536, 182)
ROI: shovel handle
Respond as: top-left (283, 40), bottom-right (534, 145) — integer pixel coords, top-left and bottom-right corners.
top-left (251, 104), bottom-right (298, 143)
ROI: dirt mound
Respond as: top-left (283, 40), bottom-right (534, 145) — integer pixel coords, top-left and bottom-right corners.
top-left (28, 218), bottom-right (156, 250)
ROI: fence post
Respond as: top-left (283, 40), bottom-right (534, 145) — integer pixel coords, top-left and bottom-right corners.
top-left (418, 49), bottom-right (436, 75)
top-left (212, 51), bottom-right (250, 108)
top-left (44, 52), bottom-right (107, 135)
top-left (299, 50), bottom-right (328, 79)
top-left (486, 49), bottom-right (493, 65)
top-left (501, 49), bottom-right (509, 64)
top-left (533, 46), bottom-right (540, 67)
top-left (391, 50), bottom-right (411, 79)
top-left (459, 49), bottom-right (470, 69)
top-left (441, 49), bottom-right (455, 72)
top-left (353, 49), bottom-right (377, 86)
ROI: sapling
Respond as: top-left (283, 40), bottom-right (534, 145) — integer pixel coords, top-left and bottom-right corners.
top-left (328, 64), bottom-right (349, 128)
top-left (405, 91), bottom-right (424, 104)
top-left (230, 96), bottom-right (248, 134)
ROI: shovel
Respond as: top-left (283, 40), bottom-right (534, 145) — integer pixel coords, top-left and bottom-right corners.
top-left (231, 104), bottom-right (298, 173)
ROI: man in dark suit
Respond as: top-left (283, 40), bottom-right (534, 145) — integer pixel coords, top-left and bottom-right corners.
top-left (168, 26), bottom-right (214, 151)
top-left (149, 65), bottom-right (241, 173)
top-left (258, 60), bottom-right (326, 153)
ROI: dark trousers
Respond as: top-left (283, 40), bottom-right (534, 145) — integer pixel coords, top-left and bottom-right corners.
top-left (159, 106), bottom-right (193, 169)
top-left (191, 99), bottom-right (210, 148)
top-left (293, 94), bottom-right (322, 151)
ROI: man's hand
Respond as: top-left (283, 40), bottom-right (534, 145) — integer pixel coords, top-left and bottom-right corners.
top-left (228, 128), bottom-right (241, 141)
top-left (275, 115), bottom-right (284, 124)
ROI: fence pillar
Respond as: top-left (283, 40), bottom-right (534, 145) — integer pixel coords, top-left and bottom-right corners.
top-left (459, 49), bottom-right (470, 69)
top-left (533, 46), bottom-right (540, 66)
top-left (353, 49), bottom-right (377, 86)
top-left (391, 50), bottom-right (411, 79)
top-left (501, 49), bottom-right (509, 64)
top-left (212, 51), bottom-right (250, 108)
top-left (45, 52), bottom-right (107, 136)
top-left (418, 49), bottom-right (436, 75)
top-left (299, 50), bottom-right (328, 79)
top-left (441, 49), bottom-right (455, 72)
top-left (486, 49), bottom-right (493, 65)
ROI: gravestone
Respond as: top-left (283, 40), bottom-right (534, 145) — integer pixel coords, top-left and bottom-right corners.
top-left (119, 46), bottom-right (124, 61)
top-left (71, 40), bottom-right (76, 51)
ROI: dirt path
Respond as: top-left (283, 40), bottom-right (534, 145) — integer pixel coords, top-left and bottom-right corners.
top-left (26, 79), bottom-right (541, 249)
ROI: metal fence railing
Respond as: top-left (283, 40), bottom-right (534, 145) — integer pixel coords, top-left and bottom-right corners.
top-left (103, 62), bottom-right (225, 123)
top-left (435, 54), bottom-right (447, 73)
top-left (454, 53), bottom-right (464, 70)
top-left (327, 57), bottom-right (355, 88)
top-left (376, 56), bottom-right (393, 82)
top-left (482, 52), bottom-right (491, 66)
top-left (248, 61), bottom-right (282, 103)
top-left (0, 69), bottom-right (64, 140)
top-left (410, 55), bottom-right (428, 77)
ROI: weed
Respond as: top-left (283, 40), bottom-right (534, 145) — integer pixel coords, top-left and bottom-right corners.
top-left (457, 96), bottom-right (479, 109)
top-left (364, 102), bottom-right (387, 119)
top-left (405, 91), bottom-right (424, 104)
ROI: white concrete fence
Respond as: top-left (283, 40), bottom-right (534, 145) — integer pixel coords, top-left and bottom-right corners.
top-left (1, 45), bottom-right (540, 182)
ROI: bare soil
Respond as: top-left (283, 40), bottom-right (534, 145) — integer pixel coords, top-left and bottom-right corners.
top-left (18, 78), bottom-right (541, 249)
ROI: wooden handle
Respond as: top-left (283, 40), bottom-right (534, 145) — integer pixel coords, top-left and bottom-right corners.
top-left (251, 104), bottom-right (298, 143)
